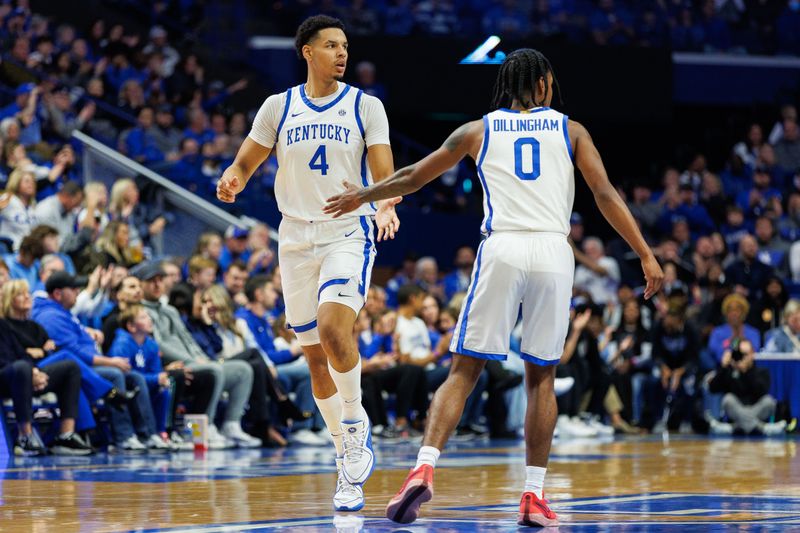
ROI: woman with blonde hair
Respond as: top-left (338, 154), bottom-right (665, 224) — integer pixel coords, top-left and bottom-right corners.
top-left (109, 178), bottom-right (166, 253)
top-left (0, 168), bottom-right (38, 249)
top-left (93, 220), bottom-right (141, 268)
top-left (764, 299), bottom-right (800, 353)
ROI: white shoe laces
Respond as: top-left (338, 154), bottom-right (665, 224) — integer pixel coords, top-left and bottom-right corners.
top-left (343, 426), bottom-right (366, 463)
top-left (336, 469), bottom-right (361, 499)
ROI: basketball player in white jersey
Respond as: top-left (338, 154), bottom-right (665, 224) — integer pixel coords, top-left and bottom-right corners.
top-left (216, 15), bottom-right (401, 511)
top-left (325, 49), bottom-right (664, 526)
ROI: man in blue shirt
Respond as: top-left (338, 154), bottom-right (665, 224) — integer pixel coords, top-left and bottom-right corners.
top-left (441, 246), bottom-right (475, 303)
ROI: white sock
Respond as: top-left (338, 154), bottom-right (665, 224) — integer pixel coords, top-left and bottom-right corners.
top-left (314, 392), bottom-right (345, 456)
top-left (524, 466), bottom-right (547, 498)
top-left (414, 446), bottom-right (441, 470)
top-left (327, 359), bottom-right (366, 421)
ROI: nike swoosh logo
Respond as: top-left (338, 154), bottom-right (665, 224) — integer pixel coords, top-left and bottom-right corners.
top-left (344, 230), bottom-right (357, 238)
top-left (291, 112), bottom-right (305, 117)
top-left (338, 292), bottom-right (352, 298)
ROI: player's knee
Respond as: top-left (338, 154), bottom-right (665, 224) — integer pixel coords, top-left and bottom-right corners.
top-left (317, 319), bottom-right (352, 359)
top-left (524, 364), bottom-right (556, 391)
top-left (451, 355), bottom-right (486, 384)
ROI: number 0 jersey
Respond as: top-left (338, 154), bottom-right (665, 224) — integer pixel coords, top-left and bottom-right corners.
top-left (476, 107), bottom-right (575, 236)
top-left (248, 82), bottom-right (390, 222)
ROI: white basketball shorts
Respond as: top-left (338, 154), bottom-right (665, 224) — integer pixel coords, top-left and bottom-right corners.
top-left (278, 215), bottom-right (376, 346)
top-left (449, 231), bottom-right (574, 366)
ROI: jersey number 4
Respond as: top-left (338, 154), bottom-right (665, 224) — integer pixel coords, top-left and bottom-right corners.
top-left (309, 145), bottom-right (330, 175)
top-left (514, 137), bottom-right (541, 181)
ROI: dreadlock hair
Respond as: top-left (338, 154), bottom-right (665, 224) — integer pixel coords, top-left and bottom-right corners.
top-left (294, 15), bottom-right (346, 59)
top-left (490, 48), bottom-right (561, 111)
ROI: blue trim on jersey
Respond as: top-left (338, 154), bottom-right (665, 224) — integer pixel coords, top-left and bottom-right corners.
top-left (455, 239), bottom-right (486, 354)
top-left (318, 278), bottom-right (349, 300)
top-left (499, 107), bottom-right (551, 114)
top-left (562, 114), bottom-right (574, 164)
top-left (299, 83), bottom-right (352, 112)
top-left (358, 216), bottom-right (372, 296)
top-left (520, 351), bottom-right (560, 366)
top-left (289, 319), bottom-right (317, 333)
top-left (455, 347), bottom-right (507, 361)
top-left (476, 116), bottom-right (493, 234)
top-left (276, 88), bottom-right (292, 137)
top-left (354, 89), bottom-right (365, 138)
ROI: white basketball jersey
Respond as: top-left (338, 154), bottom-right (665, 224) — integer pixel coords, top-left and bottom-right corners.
top-left (476, 107), bottom-right (575, 235)
top-left (274, 83), bottom-right (375, 221)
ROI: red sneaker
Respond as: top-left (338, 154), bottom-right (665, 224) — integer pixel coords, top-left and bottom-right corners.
top-left (385, 464), bottom-right (434, 524)
top-left (518, 491), bottom-right (559, 527)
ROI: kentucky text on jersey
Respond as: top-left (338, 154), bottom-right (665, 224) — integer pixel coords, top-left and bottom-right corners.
top-left (492, 118), bottom-right (560, 132)
top-left (285, 123), bottom-right (352, 146)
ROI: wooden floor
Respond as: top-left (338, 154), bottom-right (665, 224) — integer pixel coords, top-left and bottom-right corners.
top-left (0, 434), bottom-right (798, 532)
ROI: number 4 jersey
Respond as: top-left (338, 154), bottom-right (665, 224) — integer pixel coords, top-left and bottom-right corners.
top-left (248, 82), bottom-right (390, 221)
top-left (477, 107), bottom-right (575, 236)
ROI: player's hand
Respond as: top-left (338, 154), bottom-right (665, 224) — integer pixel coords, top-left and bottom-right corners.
top-left (324, 181), bottom-right (364, 218)
top-left (641, 255), bottom-right (664, 300)
top-left (217, 171), bottom-right (243, 203)
top-left (375, 197), bottom-right (402, 241)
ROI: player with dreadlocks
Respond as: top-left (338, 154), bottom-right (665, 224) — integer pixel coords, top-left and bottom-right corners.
top-left (325, 48), bottom-right (663, 527)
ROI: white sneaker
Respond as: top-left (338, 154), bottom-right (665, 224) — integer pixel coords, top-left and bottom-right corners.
top-left (340, 418), bottom-right (375, 485)
top-left (119, 435), bottom-right (147, 451)
top-left (291, 428), bottom-right (329, 446)
top-left (556, 415), bottom-right (597, 438)
top-left (144, 434), bottom-right (171, 450)
top-left (208, 424), bottom-right (234, 449)
top-left (222, 422), bottom-right (262, 448)
top-left (334, 457), bottom-right (365, 511)
top-left (169, 430), bottom-right (195, 451)
top-left (762, 420), bottom-right (787, 437)
top-left (554, 377), bottom-right (575, 397)
top-left (582, 415), bottom-right (615, 437)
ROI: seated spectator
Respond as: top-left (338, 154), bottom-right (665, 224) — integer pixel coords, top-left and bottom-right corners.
top-left (724, 234), bottom-right (774, 299)
top-left (413, 0), bottom-right (459, 35)
top-left (774, 119), bottom-right (800, 174)
top-left (0, 319), bottom-right (92, 456)
top-left (385, 252), bottom-right (417, 308)
top-left (4, 233), bottom-right (44, 286)
top-left (720, 205), bottom-right (752, 254)
top-left (356, 307), bottom-right (428, 438)
top-left (108, 305), bottom-right (178, 450)
top-left (0, 168), bottom-right (38, 250)
top-left (736, 166), bottom-right (782, 220)
top-left (84, 220), bottom-right (142, 270)
top-left (120, 107), bottom-right (163, 165)
top-left (764, 299), bottom-right (800, 353)
top-left (364, 285), bottom-right (387, 317)
top-left (754, 216), bottom-right (790, 271)
top-left (32, 179), bottom-right (82, 239)
top-left (708, 339), bottom-right (786, 436)
top-left (748, 276), bottom-right (789, 339)
top-left (223, 260), bottom-right (248, 308)
top-left (109, 178), bottom-right (166, 254)
top-left (573, 237), bottom-right (621, 306)
top-left (101, 274), bottom-right (143, 353)
top-left (245, 223), bottom-right (274, 275)
top-left (657, 176), bottom-right (715, 237)
top-left (35, 145), bottom-right (78, 201)
top-left (219, 225), bottom-right (250, 272)
top-left (187, 255), bottom-right (218, 290)
top-left (708, 294), bottom-right (762, 364)
top-left (556, 308), bottom-right (600, 437)
top-left (29, 272), bottom-right (148, 451)
top-left (165, 280), bottom-right (266, 448)
top-left (151, 104), bottom-right (181, 156)
top-left (649, 306), bottom-right (700, 431)
top-left (441, 246), bottom-right (474, 302)
top-left (415, 256), bottom-right (443, 301)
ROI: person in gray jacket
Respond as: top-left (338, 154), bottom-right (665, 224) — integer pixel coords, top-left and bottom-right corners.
top-left (764, 300), bottom-right (800, 354)
top-left (136, 262), bottom-right (258, 448)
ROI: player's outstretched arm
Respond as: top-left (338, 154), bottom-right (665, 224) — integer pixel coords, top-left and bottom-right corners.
top-left (324, 120), bottom-right (483, 217)
top-left (217, 137), bottom-right (271, 203)
top-left (570, 120), bottom-right (664, 299)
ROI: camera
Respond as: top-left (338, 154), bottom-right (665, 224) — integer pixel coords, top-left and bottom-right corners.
top-left (730, 338), bottom-right (744, 362)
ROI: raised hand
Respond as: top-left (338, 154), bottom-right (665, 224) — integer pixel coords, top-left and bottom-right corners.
top-left (375, 197), bottom-right (402, 241)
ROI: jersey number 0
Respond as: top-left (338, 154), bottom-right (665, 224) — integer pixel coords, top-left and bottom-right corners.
top-left (514, 137), bottom-right (541, 181)
top-left (309, 145), bottom-right (330, 175)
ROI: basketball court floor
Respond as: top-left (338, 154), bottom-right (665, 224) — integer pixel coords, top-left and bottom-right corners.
top-left (1, 434), bottom-right (798, 532)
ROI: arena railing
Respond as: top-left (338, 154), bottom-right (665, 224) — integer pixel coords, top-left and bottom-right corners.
top-left (72, 130), bottom-right (275, 258)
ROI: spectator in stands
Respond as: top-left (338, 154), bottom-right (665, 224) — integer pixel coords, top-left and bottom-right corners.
top-left (357, 307), bottom-right (429, 438)
top-left (86, 220), bottom-right (141, 270)
top-left (0, 83), bottom-right (44, 150)
top-left (671, 8), bottom-right (705, 52)
top-left (764, 299), bottom-right (800, 353)
top-left (658, 175), bottom-right (715, 238)
top-left (218, 226), bottom-right (249, 272)
top-left (774, 119), bottom-right (800, 174)
top-left (108, 178), bottom-right (166, 254)
top-left (733, 123), bottom-right (765, 168)
top-left (414, 0), bottom-right (459, 34)
top-left (365, 285), bottom-right (387, 317)
top-left (590, 0), bottom-right (635, 46)
top-left (768, 105), bottom-right (796, 145)
top-left (574, 237), bottom-right (621, 307)
top-left (152, 104), bottom-right (181, 156)
top-left (142, 26), bottom-right (180, 77)
top-left (235, 275), bottom-right (319, 446)
top-left (441, 246), bottom-right (474, 302)
top-left (737, 166), bottom-right (782, 219)
top-left (754, 216), bottom-right (790, 271)
top-left (699, 172), bottom-right (728, 224)
top-left (415, 256), bottom-right (443, 301)
top-left (108, 305), bottom-right (174, 450)
top-left (160, 259), bottom-right (182, 298)
top-left (0, 319), bottom-right (92, 456)
top-left (649, 305), bottom-right (700, 430)
top-left (116, 79), bottom-right (146, 118)
top-left (385, 0), bottom-right (415, 35)
top-left (223, 261), bottom-right (248, 308)
top-left (32, 180), bottom-right (82, 238)
top-left (187, 255), bottom-right (217, 291)
top-left (482, 0), bottom-right (531, 40)
top-left (75, 181), bottom-right (109, 235)
top-left (778, 192), bottom-right (800, 242)
top-left (101, 274), bottom-right (142, 353)
top-left (386, 252), bottom-right (417, 308)
top-left (31, 271), bottom-right (147, 451)
top-left (708, 339), bottom-right (785, 435)
top-left (556, 307), bottom-right (599, 437)
top-left (748, 276), bottom-right (789, 339)
top-left (345, 0), bottom-right (380, 35)
top-left (43, 83), bottom-right (95, 142)
top-left (720, 205), bottom-right (751, 253)
top-left (355, 61), bottom-right (386, 102)
top-left (724, 234), bottom-right (774, 299)
top-left (708, 293), bottom-right (762, 364)
top-left (0, 168), bottom-right (38, 249)
top-left (4, 233), bottom-right (43, 286)
top-left (138, 263), bottom-right (238, 449)
top-left (186, 284), bottom-right (274, 448)
top-left (626, 185), bottom-right (661, 240)
top-left (245, 223), bottom-right (274, 275)
top-left (121, 107), bottom-right (163, 165)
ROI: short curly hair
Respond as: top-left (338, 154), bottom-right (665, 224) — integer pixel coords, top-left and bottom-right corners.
top-left (294, 15), bottom-right (345, 59)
